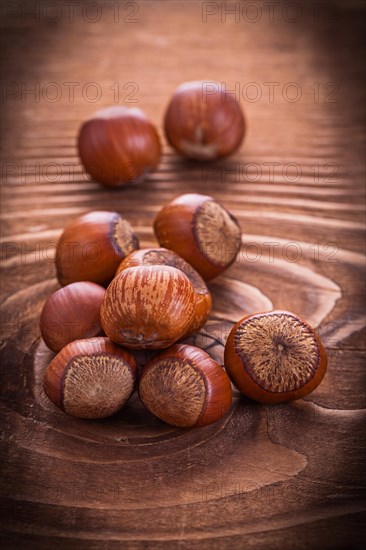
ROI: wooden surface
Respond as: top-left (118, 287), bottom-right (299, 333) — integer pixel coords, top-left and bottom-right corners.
top-left (1, 1), bottom-right (365, 548)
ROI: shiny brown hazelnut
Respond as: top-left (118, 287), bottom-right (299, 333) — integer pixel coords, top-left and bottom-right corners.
top-left (164, 81), bottom-right (245, 160)
top-left (139, 344), bottom-right (232, 428)
top-left (101, 265), bottom-right (195, 349)
top-left (116, 247), bottom-right (212, 335)
top-left (44, 337), bottom-right (137, 419)
top-left (224, 310), bottom-right (328, 404)
top-left (56, 210), bottom-right (139, 287)
top-left (40, 281), bottom-right (105, 353)
top-left (153, 193), bottom-right (242, 280)
top-left (78, 106), bottom-right (161, 187)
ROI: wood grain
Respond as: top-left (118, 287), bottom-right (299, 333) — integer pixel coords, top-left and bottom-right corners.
top-left (1, 1), bottom-right (365, 548)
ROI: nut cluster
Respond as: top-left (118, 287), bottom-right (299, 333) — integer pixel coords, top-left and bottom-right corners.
top-left (39, 82), bottom-right (328, 427)
top-left (42, 192), bottom-right (242, 424)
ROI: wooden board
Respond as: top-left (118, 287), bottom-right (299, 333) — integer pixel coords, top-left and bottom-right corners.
top-left (1, 1), bottom-right (365, 548)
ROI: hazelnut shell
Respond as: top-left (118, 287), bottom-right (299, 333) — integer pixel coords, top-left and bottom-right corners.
top-left (139, 344), bottom-right (232, 427)
top-left (101, 265), bottom-right (196, 349)
top-left (78, 106), bottom-right (161, 187)
top-left (40, 281), bottom-right (105, 352)
top-left (56, 210), bottom-right (139, 287)
top-left (164, 81), bottom-right (245, 160)
top-left (154, 193), bottom-right (242, 280)
top-left (44, 337), bottom-right (137, 419)
top-left (116, 247), bottom-right (212, 335)
top-left (224, 310), bottom-right (328, 404)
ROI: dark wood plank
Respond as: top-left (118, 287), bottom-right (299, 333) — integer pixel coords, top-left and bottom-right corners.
top-left (1, 1), bottom-right (365, 548)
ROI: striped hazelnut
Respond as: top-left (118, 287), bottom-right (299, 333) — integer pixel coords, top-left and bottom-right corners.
top-left (116, 247), bottom-right (212, 335)
top-left (101, 265), bottom-right (195, 349)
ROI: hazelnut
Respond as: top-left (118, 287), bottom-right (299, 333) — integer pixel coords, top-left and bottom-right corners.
top-left (116, 247), bottom-right (212, 335)
top-left (164, 81), bottom-right (245, 160)
top-left (139, 344), bottom-right (232, 427)
top-left (101, 265), bottom-right (195, 349)
top-left (40, 281), bottom-right (105, 353)
top-left (43, 337), bottom-right (137, 419)
top-left (78, 106), bottom-right (161, 187)
top-left (224, 310), bottom-right (328, 404)
top-left (153, 193), bottom-right (242, 280)
top-left (56, 210), bottom-right (139, 287)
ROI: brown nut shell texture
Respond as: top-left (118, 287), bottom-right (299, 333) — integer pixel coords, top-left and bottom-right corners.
top-left (154, 193), bottom-right (242, 280)
top-left (101, 265), bottom-right (196, 349)
top-left (44, 337), bottom-right (137, 419)
top-left (78, 106), bottom-right (161, 187)
top-left (224, 310), bottom-right (328, 404)
top-left (164, 81), bottom-right (245, 160)
top-left (40, 281), bottom-right (105, 353)
top-left (56, 210), bottom-right (139, 287)
top-left (139, 344), bottom-right (233, 428)
top-left (116, 247), bottom-right (212, 335)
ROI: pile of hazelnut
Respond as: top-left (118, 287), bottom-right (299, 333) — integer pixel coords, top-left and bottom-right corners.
top-left (40, 82), bottom-right (327, 428)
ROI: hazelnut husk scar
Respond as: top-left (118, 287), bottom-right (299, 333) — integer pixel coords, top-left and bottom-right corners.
top-left (154, 193), bottom-right (242, 280)
top-left (56, 210), bottom-right (139, 287)
top-left (164, 81), bottom-right (246, 161)
top-left (139, 344), bottom-right (233, 428)
top-left (44, 337), bottom-right (137, 419)
top-left (224, 310), bottom-right (328, 404)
